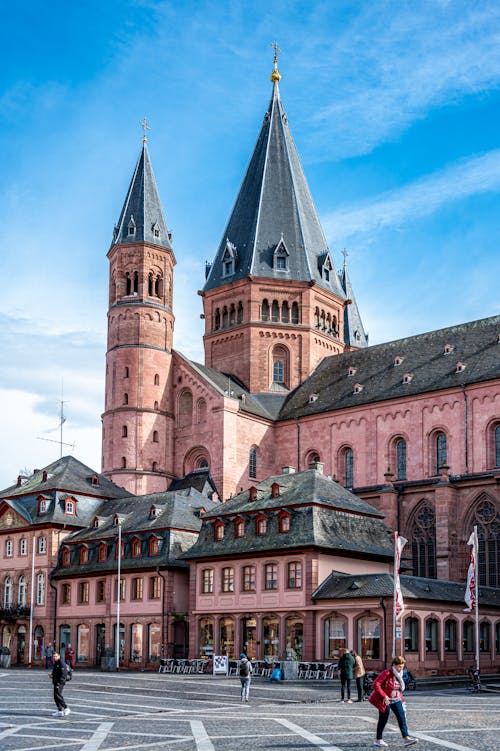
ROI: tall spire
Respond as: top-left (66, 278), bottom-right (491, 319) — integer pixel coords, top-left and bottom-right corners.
top-left (112, 129), bottom-right (172, 250)
top-left (338, 255), bottom-right (368, 349)
top-left (204, 50), bottom-right (344, 299)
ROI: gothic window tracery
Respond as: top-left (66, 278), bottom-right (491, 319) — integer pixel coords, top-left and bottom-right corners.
top-left (469, 497), bottom-right (500, 586)
top-left (410, 502), bottom-right (436, 578)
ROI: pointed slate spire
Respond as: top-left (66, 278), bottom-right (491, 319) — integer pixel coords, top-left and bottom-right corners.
top-left (204, 61), bottom-right (344, 298)
top-left (112, 140), bottom-right (172, 250)
top-left (338, 259), bottom-right (368, 348)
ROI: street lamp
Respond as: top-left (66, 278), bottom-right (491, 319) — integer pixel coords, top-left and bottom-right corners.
top-left (115, 519), bottom-right (122, 670)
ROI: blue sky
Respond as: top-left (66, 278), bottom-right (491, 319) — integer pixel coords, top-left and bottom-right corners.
top-left (1, 0), bottom-right (499, 488)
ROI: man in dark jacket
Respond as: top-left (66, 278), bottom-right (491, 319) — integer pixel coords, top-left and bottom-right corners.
top-left (49, 652), bottom-right (70, 717)
top-left (338, 647), bottom-right (355, 703)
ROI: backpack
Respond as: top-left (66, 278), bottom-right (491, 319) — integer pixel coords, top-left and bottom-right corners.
top-left (239, 661), bottom-right (250, 677)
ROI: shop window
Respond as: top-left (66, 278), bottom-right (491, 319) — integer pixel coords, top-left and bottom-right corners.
top-left (404, 617), bottom-right (419, 652)
top-left (357, 616), bottom-right (380, 660)
top-left (425, 619), bottom-right (438, 652)
top-left (463, 621), bottom-right (474, 653)
top-left (444, 619), bottom-right (457, 652)
top-left (199, 617), bottom-right (214, 657)
top-left (263, 617), bottom-right (279, 659)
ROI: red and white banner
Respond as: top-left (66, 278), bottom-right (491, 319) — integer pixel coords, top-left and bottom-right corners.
top-left (394, 532), bottom-right (408, 620)
top-left (464, 531), bottom-right (477, 612)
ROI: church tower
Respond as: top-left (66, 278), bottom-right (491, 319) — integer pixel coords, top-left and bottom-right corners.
top-left (102, 129), bottom-right (175, 495)
top-left (201, 51), bottom-right (355, 394)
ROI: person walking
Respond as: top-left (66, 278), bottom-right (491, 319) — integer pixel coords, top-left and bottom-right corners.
top-left (351, 649), bottom-right (366, 701)
top-left (338, 647), bottom-right (355, 703)
top-left (49, 652), bottom-right (70, 717)
top-left (44, 642), bottom-right (54, 670)
top-left (239, 653), bottom-right (252, 702)
top-left (64, 644), bottom-right (75, 670)
top-left (369, 655), bottom-right (417, 747)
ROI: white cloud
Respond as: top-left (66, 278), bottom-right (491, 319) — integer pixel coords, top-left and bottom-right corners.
top-left (324, 149), bottom-right (500, 239)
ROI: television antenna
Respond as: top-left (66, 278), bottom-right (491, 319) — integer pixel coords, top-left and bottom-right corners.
top-left (37, 383), bottom-right (75, 457)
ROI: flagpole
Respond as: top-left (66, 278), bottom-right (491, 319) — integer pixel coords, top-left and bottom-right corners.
top-left (392, 538), bottom-right (397, 659)
top-left (474, 525), bottom-right (479, 673)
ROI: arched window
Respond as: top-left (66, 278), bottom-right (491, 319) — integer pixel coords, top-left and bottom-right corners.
top-left (272, 345), bottom-right (288, 388)
top-left (178, 390), bottom-right (193, 428)
top-left (198, 458), bottom-right (208, 469)
top-left (126, 272), bottom-right (132, 295)
top-left (463, 620), bottom-right (474, 653)
top-left (229, 304), bottom-right (236, 326)
top-left (404, 617), bottom-right (418, 652)
top-left (214, 308), bottom-right (220, 330)
top-left (435, 431), bottom-right (447, 474)
top-left (469, 497), bottom-right (500, 586)
top-left (152, 461), bottom-right (158, 471)
top-left (262, 299), bottom-right (269, 322)
top-left (480, 621), bottom-right (491, 652)
top-left (357, 615), bottom-right (380, 660)
top-left (154, 275), bottom-right (162, 297)
top-left (271, 300), bottom-right (279, 322)
top-left (425, 618), bottom-right (438, 652)
top-left (154, 374), bottom-right (160, 386)
top-left (36, 574), bottom-right (45, 605)
top-left (410, 502), bottom-right (436, 578)
top-left (444, 619), bottom-right (457, 652)
top-left (121, 457), bottom-right (127, 469)
top-left (133, 271), bottom-right (138, 295)
top-left (122, 425), bottom-right (128, 438)
top-left (124, 367), bottom-right (129, 378)
top-left (154, 400), bottom-right (159, 410)
top-left (17, 576), bottom-right (27, 607)
top-left (324, 617), bottom-right (346, 659)
top-left (281, 301), bottom-right (289, 323)
top-left (123, 393), bottom-right (128, 405)
top-left (249, 447), bottom-right (257, 479)
top-left (3, 577), bottom-right (13, 608)
top-left (148, 273), bottom-right (154, 296)
top-left (152, 430), bottom-right (159, 443)
top-left (496, 424), bottom-right (500, 467)
top-left (396, 439), bottom-right (407, 480)
top-left (291, 302), bottom-right (299, 324)
top-left (237, 301), bottom-right (243, 324)
top-left (197, 399), bottom-right (207, 423)
top-left (222, 306), bottom-right (228, 327)
top-left (340, 447), bottom-right (354, 488)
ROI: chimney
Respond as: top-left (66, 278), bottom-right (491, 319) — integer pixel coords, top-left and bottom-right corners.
top-left (17, 475), bottom-right (22, 487)
top-left (309, 460), bottom-right (324, 474)
top-left (42, 471), bottom-right (48, 482)
top-left (282, 466), bottom-right (296, 474)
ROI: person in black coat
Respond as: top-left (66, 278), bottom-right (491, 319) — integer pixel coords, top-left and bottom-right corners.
top-left (49, 652), bottom-right (70, 717)
top-left (338, 647), bottom-right (355, 703)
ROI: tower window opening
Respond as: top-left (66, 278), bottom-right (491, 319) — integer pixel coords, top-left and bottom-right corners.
top-left (154, 374), bottom-right (160, 386)
top-left (153, 430), bottom-right (159, 443)
top-left (154, 276), bottom-right (162, 297)
top-left (121, 457), bottom-right (127, 469)
top-left (229, 304), bottom-right (236, 326)
top-left (271, 300), bottom-right (279, 322)
top-left (262, 299), bottom-right (269, 322)
top-left (123, 393), bottom-right (128, 405)
top-left (126, 273), bottom-right (132, 295)
top-left (237, 301), bottom-right (243, 324)
top-left (148, 273), bottom-right (154, 296)
top-left (214, 308), bottom-right (221, 330)
top-left (133, 271), bottom-right (138, 295)
top-left (282, 301), bottom-right (289, 323)
top-left (222, 306), bottom-right (228, 328)
top-left (124, 367), bottom-right (129, 378)
top-left (291, 301), bottom-right (299, 324)
top-left (122, 425), bottom-right (128, 438)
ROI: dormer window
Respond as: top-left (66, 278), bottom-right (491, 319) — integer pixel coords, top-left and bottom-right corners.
top-left (271, 482), bottom-right (280, 498)
top-left (256, 516), bottom-right (267, 536)
top-left (98, 543), bottom-right (107, 562)
top-left (309, 393), bottom-right (318, 404)
top-left (353, 383), bottom-right (363, 394)
top-left (62, 547), bottom-right (71, 567)
top-left (273, 238), bottom-right (289, 271)
top-left (279, 513), bottom-right (290, 533)
top-left (113, 514), bottom-right (121, 526)
top-left (152, 221), bottom-right (160, 239)
top-left (456, 361), bottom-right (466, 373)
top-left (235, 518), bottom-right (245, 538)
top-left (248, 486), bottom-right (258, 502)
top-left (91, 474), bottom-right (99, 486)
top-left (221, 240), bottom-right (237, 277)
top-left (79, 546), bottom-right (89, 565)
top-left (214, 521), bottom-right (224, 541)
top-left (402, 373), bottom-right (413, 384)
top-left (132, 538), bottom-right (142, 558)
top-left (347, 366), bottom-right (357, 377)
top-left (93, 516), bottom-right (100, 528)
top-left (149, 536), bottom-right (159, 556)
top-left (64, 499), bottom-right (76, 516)
top-left (150, 505), bottom-right (159, 518)
top-left (394, 356), bottom-right (403, 366)
top-left (38, 497), bottom-right (48, 514)
top-left (321, 252), bottom-right (334, 283)
top-left (128, 216), bottom-right (136, 236)
top-left (443, 343), bottom-right (454, 354)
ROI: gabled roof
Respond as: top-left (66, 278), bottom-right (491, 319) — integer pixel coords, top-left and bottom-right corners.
top-left (168, 467), bottom-right (219, 498)
top-left (111, 141), bottom-right (172, 250)
top-left (278, 314), bottom-right (500, 420)
top-left (312, 571), bottom-right (500, 608)
top-left (184, 468), bottom-right (394, 561)
top-left (203, 79), bottom-right (344, 298)
top-left (339, 264), bottom-right (368, 348)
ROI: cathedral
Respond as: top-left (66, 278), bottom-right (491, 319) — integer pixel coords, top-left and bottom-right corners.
top-left (1, 54), bottom-right (499, 674)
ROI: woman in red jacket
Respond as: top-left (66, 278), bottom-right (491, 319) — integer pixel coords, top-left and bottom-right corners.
top-left (369, 656), bottom-right (417, 747)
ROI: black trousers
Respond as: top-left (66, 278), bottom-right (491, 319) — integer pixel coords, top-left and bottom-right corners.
top-left (340, 676), bottom-right (351, 700)
top-left (53, 683), bottom-right (67, 710)
top-left (356, 676), bottom-right (364, 700)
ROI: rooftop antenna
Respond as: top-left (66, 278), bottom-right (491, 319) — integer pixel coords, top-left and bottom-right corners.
top-left (37, 381), bottom-right (75, 457)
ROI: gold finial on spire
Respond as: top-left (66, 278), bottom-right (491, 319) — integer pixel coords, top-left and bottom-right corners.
top-left (140, 117), bottom-right (151, 143)
top-left (270, 40), bottom-right (282, 82)
top-left (342, 248), bottom-right (349, 268)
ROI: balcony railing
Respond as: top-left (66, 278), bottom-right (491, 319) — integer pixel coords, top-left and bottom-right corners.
top-left (0, 605), bottom-right (30, 620)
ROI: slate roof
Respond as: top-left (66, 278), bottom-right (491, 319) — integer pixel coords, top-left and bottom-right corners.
top-left (0, 456), bottom-right (129, 528)
top-left (203, 80), bottom-right (344, 299)
top-left (278, 314), bottom-right (500, 420)
top-left (184, 469), bottom-right (394, 561)
top-left (51, 487), bottom-right (219, 577)
top-left (168, 468), bottom-right (219, 498)
top-left (339, 265), bottom-right (368, 348)
top-left (111, 141), bottom-right (172, 251)
top-left (312, 571), bottom-right (500, 609)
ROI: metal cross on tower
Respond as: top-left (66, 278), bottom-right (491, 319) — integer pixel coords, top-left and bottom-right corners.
top-left (342, 248), bottom-right (349, 268)
top-left (140, 117), bottom-right (151, 142)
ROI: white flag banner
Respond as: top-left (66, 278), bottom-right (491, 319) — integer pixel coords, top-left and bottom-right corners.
top-left (464, 531), bottom-right (476, 612)
top-left (394, 532), bottom-right (408, 620)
